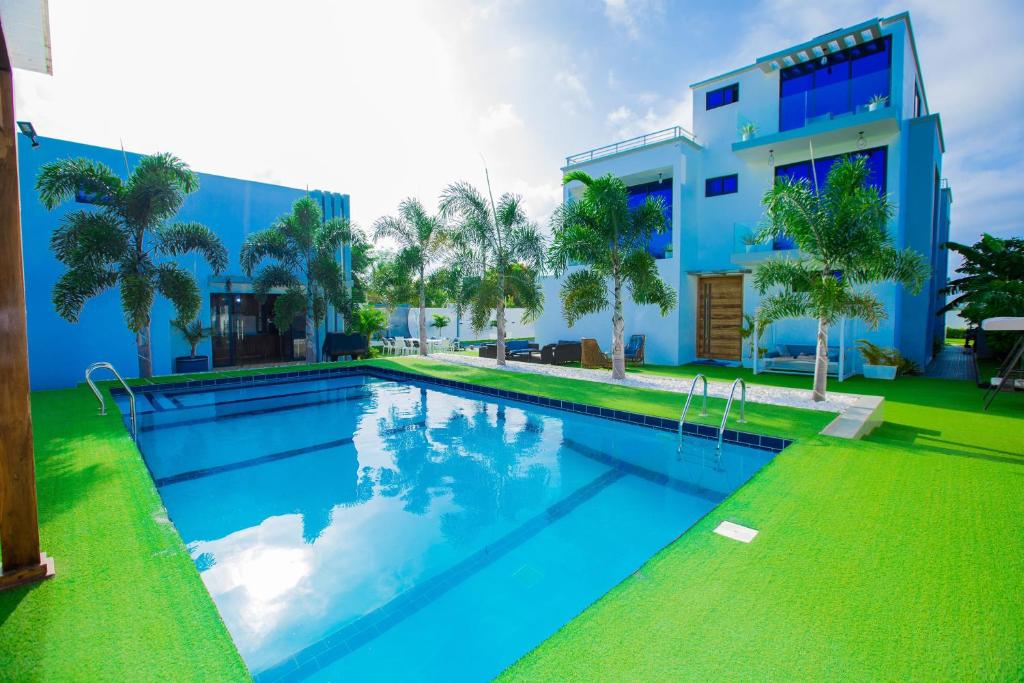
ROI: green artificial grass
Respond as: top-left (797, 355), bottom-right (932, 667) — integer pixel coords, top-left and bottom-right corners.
top-left (0, 386), bottom-right (249, 681)
top-left (500, 365), bottom-right (1024, 681)
top-left (2, 357), bottom-right (1022, 681)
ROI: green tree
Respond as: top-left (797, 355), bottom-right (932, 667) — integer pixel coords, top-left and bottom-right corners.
top-left (440, 172), bottom-right (546, 366)
top-left (939, 234), bottom-right (1024, 325)
top-left (367, 250), bottom-right (418, 309)
top-left (430, 313), bottom-right (451, 335)
top-left (36, 153), bottom-right (228, 378)
top-left (351, 305), bottom-right (388, 348)
top-left (372, 198), bottom-right (449, 357)
top-left (756, 156), bottom-right (929, 401)
top-left (240, 196), bottom-right (351, 364)
top-left (548, 171), bottom-right (676, 379)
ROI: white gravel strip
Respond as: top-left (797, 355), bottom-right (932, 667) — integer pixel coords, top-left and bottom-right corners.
top-left (432, 352), bottom-right (859, 414)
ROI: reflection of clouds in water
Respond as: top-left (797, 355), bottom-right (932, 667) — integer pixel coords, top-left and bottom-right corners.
top-left (194, 514), bottom-right (314, 648)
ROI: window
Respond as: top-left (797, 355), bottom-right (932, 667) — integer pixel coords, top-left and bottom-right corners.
top-left (705, 174), bottom-right (738, 197)
top-left (913, 82), bottom-right (922, 117)
top-left (627, 179), bottom-right (673, 259)
top-left (778, 36), bottom-right (891, 131)
top-left (773, 146), bottom-right (888, 250)
top-left (706, 83), bottom-right (739, 110)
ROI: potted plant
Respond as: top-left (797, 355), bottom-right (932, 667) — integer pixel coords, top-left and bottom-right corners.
top-left (867, 94), bottom-right (888, 112)
top-left (174, 319), bottom-right (211, 373)
top-left (739, 122), bottom-right (758, 141)
top-left (857, 339), bottom-right (919, 379)
top-left (741, 232), bottom-right (760, 253)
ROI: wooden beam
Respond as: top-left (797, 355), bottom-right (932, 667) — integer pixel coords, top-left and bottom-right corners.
top-left (0, 15), bottom-right (53, 591)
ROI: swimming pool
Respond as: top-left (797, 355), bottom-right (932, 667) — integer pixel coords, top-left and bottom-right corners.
top-left (114, 367), bottom-right (785, 681)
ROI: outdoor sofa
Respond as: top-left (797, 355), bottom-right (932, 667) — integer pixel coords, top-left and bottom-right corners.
top-left (761, 343), bottom-right (840, 375)
top-left (322, 332), bottom-right (370, 361)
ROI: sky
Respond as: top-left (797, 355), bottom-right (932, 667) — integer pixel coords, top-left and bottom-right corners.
top-left (13, 0), bottom-right (1023, 275)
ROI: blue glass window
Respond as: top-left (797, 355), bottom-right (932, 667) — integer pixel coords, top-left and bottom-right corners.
top-left (706, 83), bottom-right (739, 110)
top-left (705, 174), bottom-right (738, 197)
top-left (773, 146), bottom-right (888, 250)
top-left (778, 36), bottom-right (891, 131)
top-left (627, 179), bottom-right (672, 259)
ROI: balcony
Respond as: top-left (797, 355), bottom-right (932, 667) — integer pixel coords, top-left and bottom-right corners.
top-left (730, 223), bottom-right (798, 266)
top-left (731, 104), bottom-right (898, 161)
top-left (565, 126), bottom-right (699, 167)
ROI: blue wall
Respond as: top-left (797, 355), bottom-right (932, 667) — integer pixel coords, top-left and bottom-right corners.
top-left (18, 135), bottom-right (349, 390)
top-left (899, 114), bottom-right (944, 368)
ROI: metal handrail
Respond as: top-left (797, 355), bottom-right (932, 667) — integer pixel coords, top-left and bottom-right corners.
top-left (677, 374), bottom-right (708, 449)
top-left (565, 125), bottom-right (697, 166)
top-left (85, 362), bottom-right (137, 440)
top-left (717, 378), bottom-right (747, 450)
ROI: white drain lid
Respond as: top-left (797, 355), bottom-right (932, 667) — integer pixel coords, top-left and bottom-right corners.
top-left (714, 521), bottom-right (758, 543)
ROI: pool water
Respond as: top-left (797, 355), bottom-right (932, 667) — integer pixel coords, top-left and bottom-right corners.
top-left (118, 372), bottom-right (776, 682)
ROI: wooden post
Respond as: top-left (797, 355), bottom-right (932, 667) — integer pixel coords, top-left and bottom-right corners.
top-left (0, 18), bottom-right (54, 591)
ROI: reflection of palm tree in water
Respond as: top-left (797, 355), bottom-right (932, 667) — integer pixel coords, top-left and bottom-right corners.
top-left (371, 386), bottom-right (552, 546)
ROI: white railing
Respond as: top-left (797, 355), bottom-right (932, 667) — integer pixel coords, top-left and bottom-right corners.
top-left (565, 126), bottom-right (697, 166)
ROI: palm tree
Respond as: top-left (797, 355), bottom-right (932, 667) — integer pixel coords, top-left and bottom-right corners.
top-left (240, 196), bottom-right (351, 364)
top-left (372, 198), bottom-right (448, 357)
top-left (548, 171), bottom-right (676, 379)
top-left (36, 153), bottom-right (228, 378)
top-left (756, 155), bottom-right (929, 401)
top-left (440, 172), bottom-right (546, 366)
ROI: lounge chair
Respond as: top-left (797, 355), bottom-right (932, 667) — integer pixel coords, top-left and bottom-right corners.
top-left (624, 334), bottom-right (645, 365)
top-left (580, 338), bottom-right (612, 369)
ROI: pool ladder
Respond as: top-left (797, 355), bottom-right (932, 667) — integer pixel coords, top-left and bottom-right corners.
top-left (85, 362), bottom-right (137, 441)
top-left (677, 375), bottom-right (747, 451)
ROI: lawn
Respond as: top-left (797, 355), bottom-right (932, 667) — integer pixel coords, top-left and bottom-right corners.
top-left (1, 357), bottom-right (1021, 680)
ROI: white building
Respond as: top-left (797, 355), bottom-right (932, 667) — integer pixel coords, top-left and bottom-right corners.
top-left (536, 12), bottom-right (952, 376)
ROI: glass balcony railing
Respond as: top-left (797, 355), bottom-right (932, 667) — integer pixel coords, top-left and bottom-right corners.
top-left (733, 224), bottom-right (771, 254)
top-left (733, 223), bottom-right (797, 254)
top-left (779, 72), bottom-right (891, 132)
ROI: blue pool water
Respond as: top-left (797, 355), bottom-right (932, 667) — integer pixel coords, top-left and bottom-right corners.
top-left (117, 371), bottom-right (777, 681)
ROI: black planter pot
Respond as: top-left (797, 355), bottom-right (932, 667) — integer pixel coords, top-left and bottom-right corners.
top-left (175, 355), bottom-right (210, 373)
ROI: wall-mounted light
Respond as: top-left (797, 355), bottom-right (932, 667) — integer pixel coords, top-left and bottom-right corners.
top-left (856, 131), bottom-right (866, 149)
top-left (820, 55), bottom-right (828, 66)
top-left (658, 172), bottom-right (663, 184)
top-left (17, 121), bottom-right (39, 147)
top-left (768, 149), bottom-right (775, 166)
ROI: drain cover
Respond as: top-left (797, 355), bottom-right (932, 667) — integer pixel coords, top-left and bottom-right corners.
top-left (714, 521), bottom-right (758, 543)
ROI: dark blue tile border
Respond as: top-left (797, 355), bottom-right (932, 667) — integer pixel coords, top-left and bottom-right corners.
top-left (110, 365), bottom-right (794, 454)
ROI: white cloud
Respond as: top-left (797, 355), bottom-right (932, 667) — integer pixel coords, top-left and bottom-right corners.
top-left (603, 0), bottom-right (664, 40)
top-left (554, 67), bottom-right (592, 114)
top-left (607, 106), bottom-right (634, 125)
top-left (479, 103), bottom-right (524, 135)
top-left (607, 93), bottom-right (693, 139)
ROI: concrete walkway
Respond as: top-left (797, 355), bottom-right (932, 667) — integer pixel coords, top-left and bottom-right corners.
top-left (926, 344), bottom-right (975, 381)
top-left (434, 352), bottom-right (860, 414)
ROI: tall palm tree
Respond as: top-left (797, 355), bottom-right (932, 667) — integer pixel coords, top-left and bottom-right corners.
top-left (440, 172), bottom-right (546, 366)
top-left (372, 198), bottom-right (448, 357)
top-left (548, 171), bottom-right (676, 380)
top-left (756, 155), bottom-right (929, 401)
top-left (240, 196), bottom-right (351, 364)
top-left (36, 153), bottom-right (228, 378)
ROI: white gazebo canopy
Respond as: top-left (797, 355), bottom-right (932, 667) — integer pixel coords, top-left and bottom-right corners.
top-left (981, 317), bottom-right (1024, 332)
top-left (0, 0), bottom-right (51, 74)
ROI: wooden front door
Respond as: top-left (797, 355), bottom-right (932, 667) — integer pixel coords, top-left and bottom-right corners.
top-left (696, 276), bottom-right (743, 360)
